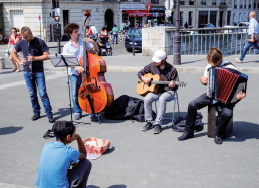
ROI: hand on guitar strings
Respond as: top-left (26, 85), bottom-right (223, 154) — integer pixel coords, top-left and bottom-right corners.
top-left (75, 66), bottom-right (84, 74)
top-left (19, 58), bottom-right (26, 65)
top-left (141, 76), bottom-right (151, 84)
top-left (236, 92), bottom-right (246, 100)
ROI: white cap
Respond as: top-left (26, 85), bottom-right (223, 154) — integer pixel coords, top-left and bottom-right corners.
top-left (152, 50), bottom-right (167, 63)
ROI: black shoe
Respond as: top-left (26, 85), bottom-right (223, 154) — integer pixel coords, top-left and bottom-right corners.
top-left (153, 124), bottom-right (162, 134)
top-left (214, 135), bottom-right (223, 144)
top-left (214, 132), bottom-right (223, 144)
top-left (177, 132), bottom-right (194, 141)
top-left (142, 122), bottom-right (153, 132)
top-left (90, 114), bottom-right (99, 121)
top-left (48, 116), bottom-right (55, 123)
top-left (116, 43), bottom-right (118, 44)
top-left (31, 115), bottom-right (40, 121)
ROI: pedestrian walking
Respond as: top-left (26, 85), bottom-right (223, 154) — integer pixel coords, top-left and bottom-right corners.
top-left (112, 24), bottom-right (118, 44)
top-left (7, 28), bottom-right (21, 72)
top-left (11, 26), bottom-right (55, 123)
top-left (235, 11), bottom-right (259, 63)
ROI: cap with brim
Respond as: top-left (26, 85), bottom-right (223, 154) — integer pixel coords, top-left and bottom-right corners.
top-left (152, 50), bottom-right (167, 63)
top-left (152, 56), bottom-right (163, 63)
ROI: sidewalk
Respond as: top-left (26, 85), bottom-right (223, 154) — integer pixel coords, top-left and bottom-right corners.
top-left (1, 42), bottom-right (259, 73)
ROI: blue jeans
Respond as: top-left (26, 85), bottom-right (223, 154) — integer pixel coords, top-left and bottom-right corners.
top-left (144, 91), bottom-right (175, 124)
top-left (113, 34), bottom-right (118, 44)
top-left (69, 75), bottom-right (82, 114)
top-left (23, 71), bottom-right (53, 117)
top-left (240, 42), bottom-right (259, 61)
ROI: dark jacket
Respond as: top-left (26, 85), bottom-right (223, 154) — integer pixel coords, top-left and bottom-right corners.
top-left (137, 61), bottom-right (179, 93)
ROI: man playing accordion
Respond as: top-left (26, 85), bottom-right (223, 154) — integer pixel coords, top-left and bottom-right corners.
top-left (177, 47), bottom-right (246, 144)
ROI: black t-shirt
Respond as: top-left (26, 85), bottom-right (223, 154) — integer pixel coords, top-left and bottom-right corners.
top-left (15, 37), bottom-right (49, 72)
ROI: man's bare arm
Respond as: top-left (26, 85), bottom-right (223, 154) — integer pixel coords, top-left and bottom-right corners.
top-left (32, 51), bottom-right (50, 61)
top-left (11, 48), bottom-right (26, 64)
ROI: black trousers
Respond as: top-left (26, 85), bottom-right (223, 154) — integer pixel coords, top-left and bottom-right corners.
top-left (67, 159), bottom-right (92, 188)
top-left (184, 93), bottom-right (233, 137)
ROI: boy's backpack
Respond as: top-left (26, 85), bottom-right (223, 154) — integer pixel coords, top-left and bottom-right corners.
top-left (172, 112), bottom-right (204, 132)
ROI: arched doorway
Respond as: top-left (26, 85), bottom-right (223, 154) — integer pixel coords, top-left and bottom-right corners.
top-left (105, 9), bottom-right (113, 32)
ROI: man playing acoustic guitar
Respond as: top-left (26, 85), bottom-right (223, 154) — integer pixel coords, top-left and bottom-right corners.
top-left (137, 50), bottom-right (179, 134)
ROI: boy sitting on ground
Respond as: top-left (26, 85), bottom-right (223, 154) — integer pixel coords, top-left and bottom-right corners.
top-left (35, 121), bottom-right (92, 187)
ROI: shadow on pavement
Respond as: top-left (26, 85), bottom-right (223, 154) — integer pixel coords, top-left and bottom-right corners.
top-left (181, 59), bottom-right (206, 65)
top-left (225, 121), bottom-right (259, 142)
top-left (53, 108), bottom-right (74, 120)
top-left (103, 146), bottom-right (115, 155)
top-left (87, 185), bottom-right (127, 188)
top-left (241, 60), bottom-right (259, 63)
top-left (0, 126), bottom-right (23, 135)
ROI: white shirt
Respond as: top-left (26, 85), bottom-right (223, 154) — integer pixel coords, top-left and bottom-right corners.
top-left (63, 38), bottom-right (93, 75)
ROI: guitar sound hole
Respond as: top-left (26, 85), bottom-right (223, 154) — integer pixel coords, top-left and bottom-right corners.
top-left (148, 78), bottom-right (153, 87)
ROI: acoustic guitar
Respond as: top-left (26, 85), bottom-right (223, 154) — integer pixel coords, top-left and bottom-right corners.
top-left (136, 73), bottom-right (187, 97)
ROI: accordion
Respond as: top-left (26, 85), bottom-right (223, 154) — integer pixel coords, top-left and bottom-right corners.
top-left (207, 67), bottom-right (248, 105)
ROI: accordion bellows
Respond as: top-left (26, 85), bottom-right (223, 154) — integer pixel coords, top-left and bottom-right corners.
top-left (207, 67), bottom-right (248, 104)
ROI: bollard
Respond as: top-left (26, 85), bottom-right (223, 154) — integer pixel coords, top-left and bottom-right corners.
top-left (132, 34), bottom-right (135, 56)
top-left (0, 57), bottom-right (5, 69)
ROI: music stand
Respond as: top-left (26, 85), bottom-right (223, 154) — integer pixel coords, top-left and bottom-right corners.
top-left (49, 53), bottom-right (80, 122)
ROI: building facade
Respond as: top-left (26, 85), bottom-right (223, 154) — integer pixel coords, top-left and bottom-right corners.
top-left (1, 0), bottom-right (148, 41)
top-left (147, 0), bottom-right (256, 28)
top-left (0, 0), bottom-right (258, 42)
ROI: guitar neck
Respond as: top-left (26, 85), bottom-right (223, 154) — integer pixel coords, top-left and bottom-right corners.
top-left (152, 81), bottom-right (181, 85)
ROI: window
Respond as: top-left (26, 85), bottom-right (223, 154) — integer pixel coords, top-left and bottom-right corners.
top-left (151, 0), bottom-right (159, 4)
top-left (11, 10), bottom-right (24, 31)
top-left (227, 11), bottom-right (231, 25)
top-left (212, 0), bottom-right (216, 5)
top-left (201, 0), bottom-right (206, 5)
top-left (189, 12), bottom-right (193, 26)
top-left (180, 12), bottom-right (183, 26)
top-left (233, 13), bottom-right (236, 24)
top-left (238, 13), bottom-right (241, 23)
top-left (210, 11), bottom-right (217, 27)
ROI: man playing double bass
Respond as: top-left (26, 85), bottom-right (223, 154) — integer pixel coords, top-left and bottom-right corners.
top-left (63, 23), bottom-right (99, 120)
top-left (138, 50), bottom-right (179, 134)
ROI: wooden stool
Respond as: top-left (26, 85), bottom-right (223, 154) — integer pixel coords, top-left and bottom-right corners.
top-left (0, 57), bottom-right (5, 69)
top-left (208, 104), bottom-right (233, 139)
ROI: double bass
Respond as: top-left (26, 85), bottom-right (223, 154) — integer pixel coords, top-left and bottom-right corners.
top-left (78, 11), bottom-right (114, 114)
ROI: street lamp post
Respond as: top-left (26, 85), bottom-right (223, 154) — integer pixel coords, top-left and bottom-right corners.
top-left (173, 0), bottom-right (181, 65)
